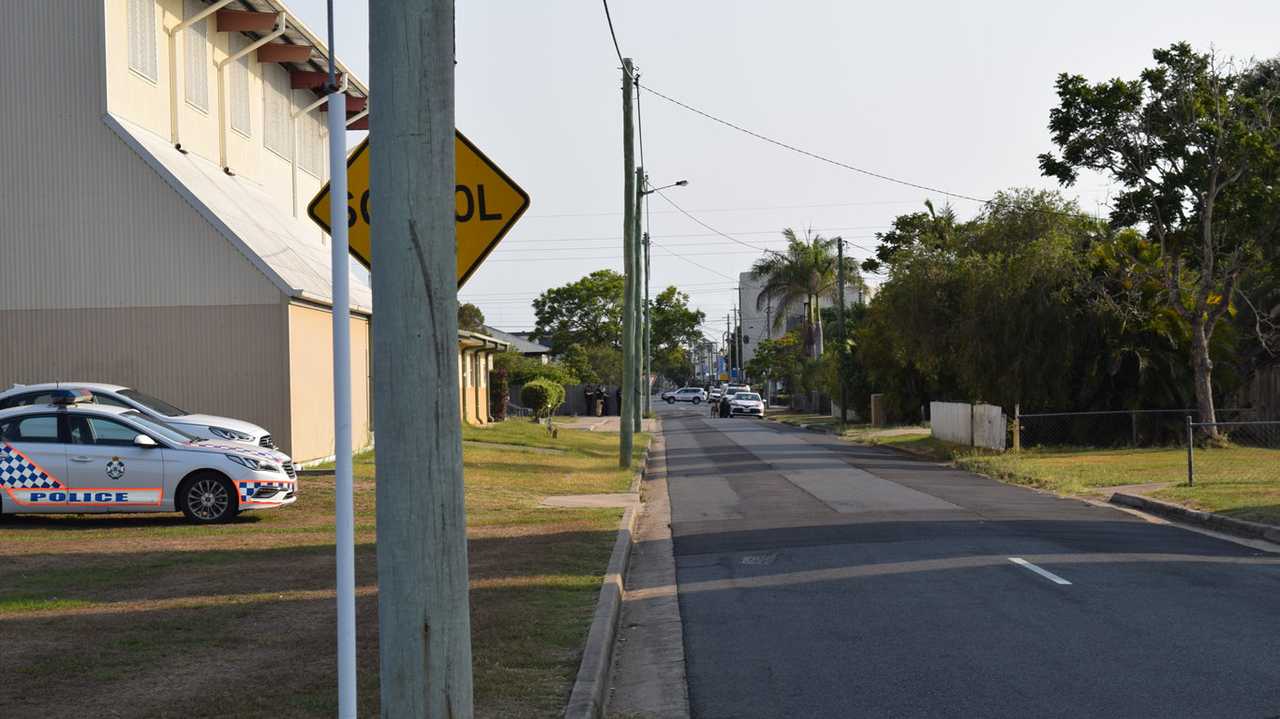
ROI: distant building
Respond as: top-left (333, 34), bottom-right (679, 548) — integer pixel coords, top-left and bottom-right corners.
top-left (737, 271), bottom-right (870, 373)
top-left (482, 327), bottom-right (554, 364)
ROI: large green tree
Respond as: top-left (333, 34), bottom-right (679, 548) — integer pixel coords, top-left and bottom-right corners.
top-left (1039, 43), bottom-right (1280, 432)
top-left (531, 270), bottom-right (624, 354)
top-left (649, 286), bottom-right (705, 384)
top-left (457, 302), bottom-right (485, 332)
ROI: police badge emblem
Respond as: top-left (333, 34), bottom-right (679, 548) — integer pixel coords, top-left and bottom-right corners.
top-left (106, 457), bottom-right (126, 480)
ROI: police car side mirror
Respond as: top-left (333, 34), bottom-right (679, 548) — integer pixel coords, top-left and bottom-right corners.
top-left (134, 434), bottom-right (158, 448)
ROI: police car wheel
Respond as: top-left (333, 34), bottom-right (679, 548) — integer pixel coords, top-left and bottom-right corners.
top-left (178, 472), bottom-right (238, 524)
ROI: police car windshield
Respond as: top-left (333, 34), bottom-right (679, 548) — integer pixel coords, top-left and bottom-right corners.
top-left (735, 393), bottom-right (761, 402)
top-left (121, 411), bottom-right (196, 443)
top-left (119, 389), bottom-right (186, 417)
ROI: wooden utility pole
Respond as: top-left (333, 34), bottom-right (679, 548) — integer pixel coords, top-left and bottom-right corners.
top-left (836, 237), bottom-right (849, 424)
top-left (642, 227), bottom-right (652, 416)
top-left (369, 1), bottom-right (474, 716)
top-left (620, 58), bottom-right (636, 467)
top-left (633, 165), bottom-right (645, 432)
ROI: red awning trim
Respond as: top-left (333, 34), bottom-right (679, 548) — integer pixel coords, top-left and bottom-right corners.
top-left (215, 9), bottom-right (279, 32)
top-left (290, 70), bottom-right (341, 89)
top-left (257, 43), bottom-right (313, 64)
top-left (319, 95), bottom-right (367, 113)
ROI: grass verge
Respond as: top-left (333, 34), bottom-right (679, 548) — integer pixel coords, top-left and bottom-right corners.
top-left (0, 420), bottom-right (648, 718)
top-left (867, 433), bottom-right (1280, 526)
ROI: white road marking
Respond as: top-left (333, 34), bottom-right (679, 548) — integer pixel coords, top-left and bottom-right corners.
top-left (1008, 557), bottom-right (1072, 585)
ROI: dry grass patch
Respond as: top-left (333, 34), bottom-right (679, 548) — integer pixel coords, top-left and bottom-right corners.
top-left (0, 421), bottom-right (648, 718)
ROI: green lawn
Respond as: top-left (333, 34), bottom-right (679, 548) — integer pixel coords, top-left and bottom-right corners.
top-left (870, 435), bottom-right (1280, 526)
top-left (0, 420), bottom-right (648, 718)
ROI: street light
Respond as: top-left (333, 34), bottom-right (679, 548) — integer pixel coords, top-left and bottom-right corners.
top-left (641, 179), bottom-right (688, 196)
top-left (638, 177), bottom-right (688, 414)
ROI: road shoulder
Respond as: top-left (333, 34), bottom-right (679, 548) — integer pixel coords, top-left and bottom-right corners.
top-left (604, 424), bottom-right (692, 719)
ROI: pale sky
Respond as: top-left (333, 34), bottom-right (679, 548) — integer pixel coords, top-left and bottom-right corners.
top-left (289, 0), bottom-right (1280, 339)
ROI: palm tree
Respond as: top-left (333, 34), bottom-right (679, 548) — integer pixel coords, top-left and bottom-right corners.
top-left (751, 228), bottom-right (852, 360)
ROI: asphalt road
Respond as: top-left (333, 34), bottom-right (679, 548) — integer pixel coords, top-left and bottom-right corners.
top-left (654, 401), bottom-right (1280, 719)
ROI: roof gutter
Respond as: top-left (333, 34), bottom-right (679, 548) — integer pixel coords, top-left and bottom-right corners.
top-left (168, 0), bottom-right (237, 152)
top-left (217, 12), bottom-right (287, 173)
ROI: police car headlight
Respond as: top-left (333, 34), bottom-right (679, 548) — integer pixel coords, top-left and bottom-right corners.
top-left (226, 454), bottom-right (281, 473)
top-left (210, 426), bottom-right (254, 442)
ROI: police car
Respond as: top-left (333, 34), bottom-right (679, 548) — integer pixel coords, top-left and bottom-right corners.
top-left (0, 390), bottom-right (297, 523)
top-left (727, 391), bottom-right (766, 417)
top-left (0, 382), bottom-right (275, 448)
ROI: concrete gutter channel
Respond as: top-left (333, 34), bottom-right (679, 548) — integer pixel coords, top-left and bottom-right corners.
top-left (765, 414), bottom-right (1280, 548)
top-left (1110, 493), bottom-right (1280, 544)
top-left (564, 422), bottom-right (670, 719)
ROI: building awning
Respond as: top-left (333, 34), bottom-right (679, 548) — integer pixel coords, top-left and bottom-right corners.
top-left (458, 331), bottom-right (510, 352)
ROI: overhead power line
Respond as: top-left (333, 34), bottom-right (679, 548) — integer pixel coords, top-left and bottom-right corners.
top-left (639, 83), bottom-right (990, 204)
top-left (525, 198), bottom-right (928, 219)
top-left (600, 0), bottom-right (628, 73)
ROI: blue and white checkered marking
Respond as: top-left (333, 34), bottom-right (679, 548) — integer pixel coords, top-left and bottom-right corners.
top-left (239, 480), bottom-right (292, 502)
top-left (0, 443), bottom-right (62, 490)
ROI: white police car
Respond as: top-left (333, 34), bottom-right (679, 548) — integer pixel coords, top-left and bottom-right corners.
top-left (0, 390), bottom-right (297, 523)
top-left (0, 382), bottom-right (274, 448)
top-left (727, 391), bottom-right (766, 417)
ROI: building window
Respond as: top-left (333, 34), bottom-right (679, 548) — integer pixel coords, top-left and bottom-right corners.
top-left (183, 0), bottom-right (209, 112)
top-left (263, 64), bottom-right (292, 159)
top-left (229, 33), bottom-right (251, 136)
top-left (297, 103), bottom-right (326, 177)
top-left (127, 0), bottom-right (157, 81)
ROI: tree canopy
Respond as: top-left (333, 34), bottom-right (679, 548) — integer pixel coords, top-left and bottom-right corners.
top-left (1039, 42), bottom-right (1280, 429)
top-left (531, 269), bottom-right (625, 354)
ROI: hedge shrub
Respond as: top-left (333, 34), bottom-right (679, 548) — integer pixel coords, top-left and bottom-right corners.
top-left (520, 378), bottom-right (565, 419)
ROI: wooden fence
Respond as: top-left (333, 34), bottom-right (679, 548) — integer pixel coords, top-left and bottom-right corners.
top-left (930, 401), bottom-right (1007, 451)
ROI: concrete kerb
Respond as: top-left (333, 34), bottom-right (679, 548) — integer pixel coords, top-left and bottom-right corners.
top-left (564, 421), bottom-right (658, 719)
top-left (1111, 492), bottom-right (1280, 545)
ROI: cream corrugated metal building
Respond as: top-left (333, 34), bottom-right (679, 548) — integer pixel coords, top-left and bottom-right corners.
top-left (0, 0), bottom-right (506, 462)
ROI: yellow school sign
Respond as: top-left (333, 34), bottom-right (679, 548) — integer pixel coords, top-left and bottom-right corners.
top-left (307, 131), bottom-right (531, 287)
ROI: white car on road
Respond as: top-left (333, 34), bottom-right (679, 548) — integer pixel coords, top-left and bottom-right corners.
top-left (0, 382), bottom-right (274, 448)
top-left (662, 387), bottom-right (707, 404)
top-left (728, 392), bottom-right (766, 418)
top-left (0, 391), bottom-right (296, 523)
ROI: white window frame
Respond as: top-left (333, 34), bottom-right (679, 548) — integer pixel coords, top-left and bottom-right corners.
top-left (262, 64), bottom-right (292, 160)
top-left (183, 0), bottom-right (210, 113)
top-left (297, 101), bottom-right (327, 178)
top-left (229, 33), bottom-right (252, 138)
top-left (127, 0), bottom-right (158, 83)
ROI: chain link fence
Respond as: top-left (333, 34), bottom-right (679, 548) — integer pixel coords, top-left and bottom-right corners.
top-left (1186, 420), bottom-right (1280, 487)
top-left (1014, 408), bottom-right (1260, 450)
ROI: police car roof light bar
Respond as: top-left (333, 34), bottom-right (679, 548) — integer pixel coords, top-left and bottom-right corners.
top-left (50, 388), bottom-right (94, 405)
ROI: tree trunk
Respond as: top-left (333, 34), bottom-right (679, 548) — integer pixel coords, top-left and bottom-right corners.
top-left (812, 297), bottom-right (824, 359)
top-left (1190, 317), bottom-right (1220, 439)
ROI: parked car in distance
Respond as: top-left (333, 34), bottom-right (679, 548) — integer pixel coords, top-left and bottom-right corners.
top-left (0, 382), bottom-right (274, 448)
top-left (728, 392), bottom-right (766, 417)
top-left (0, 390), bottom-right (296, 523)
top-left (662, 387), bottom-right (707, 404)
top-left (709, 386), bottom-right (724, 403)
top-left (726, 383), bottom-right (751, 397)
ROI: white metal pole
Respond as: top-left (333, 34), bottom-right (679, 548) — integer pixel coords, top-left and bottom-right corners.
top-left (325, 1), bottom-right (356, 713)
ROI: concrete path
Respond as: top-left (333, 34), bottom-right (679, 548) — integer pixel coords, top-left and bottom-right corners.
top-left (655, 401), bottom-right (1280, 718)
